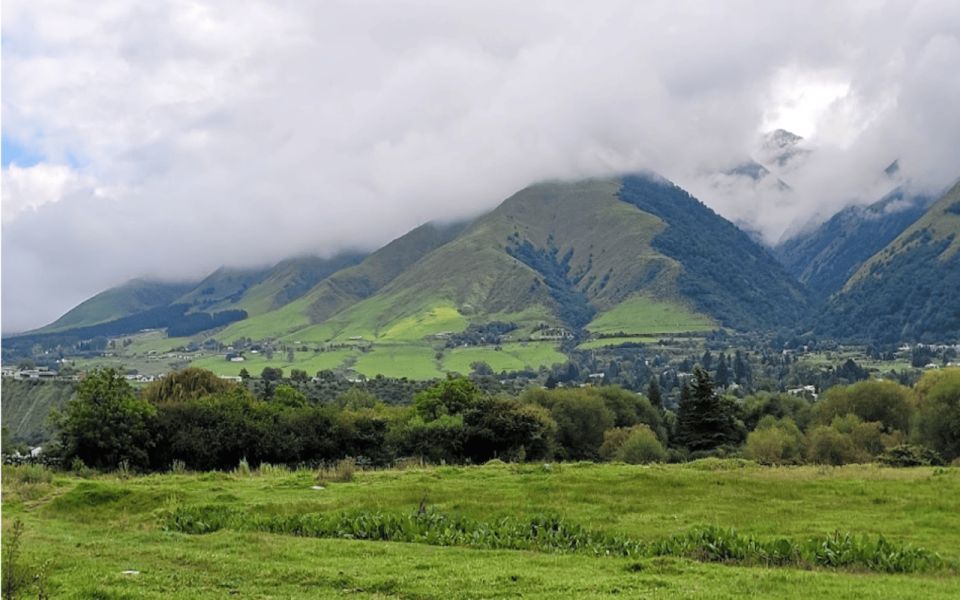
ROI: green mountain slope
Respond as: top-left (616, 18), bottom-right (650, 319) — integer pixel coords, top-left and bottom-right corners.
top-left (182, 253), bottom-right (366, 318)
top-left (259, 175), bottom-right (808, 345)
top-left (175, 266), bottom-right (272, 311)
top-left (774, 188), bottom-right (935, 301)
top-left (816, 181), bottom-right (960, 343)
top-left (215, 221), bottom-right (466, 341)
top-left (34, 279), bottom-right (197, 333)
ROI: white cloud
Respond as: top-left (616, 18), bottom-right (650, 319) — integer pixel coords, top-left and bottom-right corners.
top-left (1, 163), bottom-right (94, 223)
top-left (3, 0), bottom-right (960, 332)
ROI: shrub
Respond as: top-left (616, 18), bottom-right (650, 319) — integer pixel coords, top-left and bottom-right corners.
top-left (2, 520), bottom-right (27, 600)
top-left (914, 368), bottom-right (960, 461)
top-left (806, 426), bottom-right (860, 465)
top-left (879, 444), bottom-right (944, 467)
top-left (317, 458), bottom-right (356, 484)
top-left (235, 457), bottom-right (252, 477)
top-left (616, 426), bottom-right (668, 464)
top-left (600, 425), bottom-right (666, 464)
top-left (744, 416), bottom-right (804, 465)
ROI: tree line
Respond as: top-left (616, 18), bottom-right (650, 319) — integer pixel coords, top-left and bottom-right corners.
top-left (46, 365), bottom-right (960, 472)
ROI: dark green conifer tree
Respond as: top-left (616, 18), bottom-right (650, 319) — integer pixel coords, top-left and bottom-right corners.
top-left (675, 367), bottom-right (739, 452)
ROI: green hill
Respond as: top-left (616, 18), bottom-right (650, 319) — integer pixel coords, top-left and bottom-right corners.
top-left (816, 181), bottom-right (960, 343)
top-left (181, 253), bottom-right (366, 318)
top-left (0, 378), bottom-right (75, 445)
top-left (774, 188), bottom-right (936, 301)
top-left (214, 221), bottom-right (467, 342)
top-left (34, 279), bottom-right (197, 333)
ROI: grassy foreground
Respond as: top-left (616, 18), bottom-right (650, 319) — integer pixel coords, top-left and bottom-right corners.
top-left (3, 461), bottom-right (959, 598)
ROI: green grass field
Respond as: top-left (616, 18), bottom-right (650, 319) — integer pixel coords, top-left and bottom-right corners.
top-left (587, 295), bottom-right (716, 335)
top-left (441, 342), bottom-right (566, 374)
top-left (577, 335), bottom-right (663, 349)
top-left (3, 462), bottom-right (958, 598)
top-left (190, 348), bottom-right (360, 377)
top-left (352, 344), bottom-right (445, 380)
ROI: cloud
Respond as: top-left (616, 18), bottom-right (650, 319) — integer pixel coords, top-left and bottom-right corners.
top-left (3, 0), bottom-right (960, 332)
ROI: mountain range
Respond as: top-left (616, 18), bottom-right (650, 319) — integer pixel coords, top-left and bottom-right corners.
top-left (7, 169), bottom-right (960, 376)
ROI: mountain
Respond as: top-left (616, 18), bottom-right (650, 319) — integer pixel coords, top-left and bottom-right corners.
top-left (774, 187), bottom-right (936, 300)
top-left (214, 220), bottom-right (468, 341)
top-left (816, 181), bottom-right (960, 343)
top-left (758, 129), bottom-right (809, 168)
top-left (34, 279), bottom-right (198, 333)
top-left (179, 253), bottom-right (367, 318)
top-left (11, 173), bottom-right (813, 375)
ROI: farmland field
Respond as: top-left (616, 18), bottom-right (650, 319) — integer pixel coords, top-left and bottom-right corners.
top-left (3, 462), bottom-right (958, 598)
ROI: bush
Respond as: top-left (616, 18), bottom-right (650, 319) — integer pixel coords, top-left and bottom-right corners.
top-left (616, 425), bottom-right (667, 464)
top-left (744, 417), bottom-right (804, 465)
top-left (879, 444), bottom-right (944, 467)
top-left (914, 368), bottom-right (960, 461)
top-left (806, 426), bottom-right (860, 465)
top-left (317, 458), bottom-right (356, 484)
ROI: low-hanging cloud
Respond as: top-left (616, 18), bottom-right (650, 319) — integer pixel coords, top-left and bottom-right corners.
top-left (3, 0), bottom-right (960, 332)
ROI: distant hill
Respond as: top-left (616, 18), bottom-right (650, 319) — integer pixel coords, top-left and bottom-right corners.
top-left (816, 181), bottom-right (960, 343)
top-left (774, 188), bottom-right (936, 300)
top-left (35, 279), bottom-right (197, 333)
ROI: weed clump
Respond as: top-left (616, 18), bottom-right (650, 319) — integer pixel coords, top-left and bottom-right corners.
top-left (316, 458), bottom-right (356, 485)
top-left (160, 505), bottom-right (944, 574)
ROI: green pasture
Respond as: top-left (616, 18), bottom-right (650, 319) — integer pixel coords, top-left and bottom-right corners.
top-left (2, 462), bottom-right (958, 598)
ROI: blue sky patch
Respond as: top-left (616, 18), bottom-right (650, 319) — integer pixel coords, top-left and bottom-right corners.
top-left (2, 134), bottom-right (44, 168)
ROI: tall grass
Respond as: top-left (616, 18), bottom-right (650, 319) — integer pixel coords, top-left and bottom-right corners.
top-left (161, 505), bottom-right (945, 574)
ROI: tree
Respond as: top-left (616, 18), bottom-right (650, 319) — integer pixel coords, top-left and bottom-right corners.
top-left (914, 368), bottom-right (960, 460)
top-left (261, 367), bottom-right (284, 381)
top-left (714, 353), bottom-right (731, 388)
top-left (647, 378), bottom-right (663, 411)
top-left (815, 379), bottom-right (914, 433)
top-left (413, 377), bottom-right (482, 421)
top-left (141, 368), bottom-right (235, 404)
top-left (675, 367), bottom-right (739, 452)
top-left (273, 384), bottom-right (307, 408)
top-left (53, 368), bottom-right (157, 470)
top-left (290, 369), bottom-right (310, 385)
top-left (463, 398), bottom-right (556, 462)
top-left (733, 350), bottom-right (751, 386)
top-left (545, 392), bottom-right (614, 460)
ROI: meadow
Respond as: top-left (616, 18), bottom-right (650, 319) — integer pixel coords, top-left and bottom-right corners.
top-left (3, 461), bottom-right (959, 598)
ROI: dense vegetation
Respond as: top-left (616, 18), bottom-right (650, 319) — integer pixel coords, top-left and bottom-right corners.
top-left (618, 175), bottom-right (810, 329)
top-left (817, 233), bottom-right (960, 343)
top-left (774, 188), bottom-right (933, 300)
top-left (506, 238), bottom-right (596, 329)
top-left (39, 365), bottom-right (960, 473)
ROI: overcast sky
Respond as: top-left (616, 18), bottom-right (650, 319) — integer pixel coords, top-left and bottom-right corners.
top-left (3, 0), bottom-right (960, 333)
